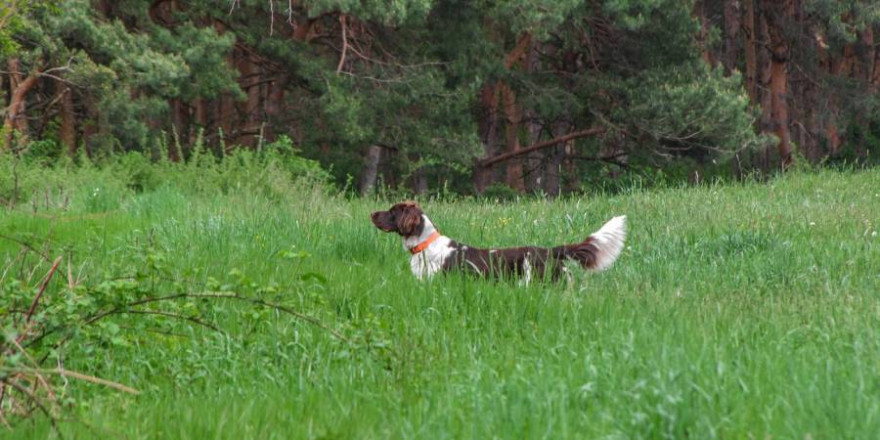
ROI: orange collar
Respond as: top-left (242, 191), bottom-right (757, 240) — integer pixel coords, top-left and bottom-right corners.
top-left (409, 231), bottom-right (440, 255)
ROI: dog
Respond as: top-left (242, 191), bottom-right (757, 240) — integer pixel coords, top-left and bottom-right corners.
top-left (370, 201), bottom-right (626, 282)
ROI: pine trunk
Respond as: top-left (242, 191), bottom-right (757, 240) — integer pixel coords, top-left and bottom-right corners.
top-left (3, 59), bottom-right (41, 152)
top-left (864, 27), bottom-right (877, 92)
top-left (758, 10), bottom-right (774, 169)
top-left (765, 0), bottom-right (794, 168)
top-left (473, 82), bottom-right (500, 194)
top-left (60, 85), bottom-right (77, 156)
top-left (872, 25), bottom-right (880, 91)
top-left (694, 1), bottom-right (715, 66)
top-left (359, 144), bottom-right (383, 196)
top-left (498, 82), bottom-right (525, 192)
top-left (743, 0), bottom-right (758, 103)
top-left (412, 166), bottom-right (428, 196)
top-left (723, 0), bottom-right (740, 76)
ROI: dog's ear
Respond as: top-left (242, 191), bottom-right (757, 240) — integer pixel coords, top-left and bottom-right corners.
top-left (396, 202), bottom-right (423, 236)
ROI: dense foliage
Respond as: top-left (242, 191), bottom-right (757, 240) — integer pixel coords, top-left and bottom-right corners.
top-left (2, 0), bottom-right (879, 196)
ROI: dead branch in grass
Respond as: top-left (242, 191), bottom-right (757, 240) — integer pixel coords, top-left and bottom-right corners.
top-left (83, 291), bottom-right (349, 343)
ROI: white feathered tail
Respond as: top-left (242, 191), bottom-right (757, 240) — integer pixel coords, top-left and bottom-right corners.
top-left (587, 215), bottom-right (626, 271)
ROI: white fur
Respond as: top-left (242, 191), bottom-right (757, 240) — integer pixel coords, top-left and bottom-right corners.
top-left (405, 215), bottom-right (454, 280)
top-left (519, 257), bottom-right (532, 286)
top-left (588, 215), bottom-right (627, 271)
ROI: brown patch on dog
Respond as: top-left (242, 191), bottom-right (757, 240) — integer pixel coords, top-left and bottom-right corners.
top-left (371, 201), bottom-right (424, 237)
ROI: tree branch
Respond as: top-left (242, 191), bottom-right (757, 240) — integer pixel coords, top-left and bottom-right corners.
top-left (23, 257), bottom-right (62, 326)
top-left (478, 127), bottom-right (605, 168)
top-left (82, 292), bottom-right (349, 343)
top-left (336, 14), bottom-right (348, 73)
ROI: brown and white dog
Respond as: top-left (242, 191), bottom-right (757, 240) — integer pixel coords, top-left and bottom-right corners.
top-left (370, 201), bottom-right (626, 282)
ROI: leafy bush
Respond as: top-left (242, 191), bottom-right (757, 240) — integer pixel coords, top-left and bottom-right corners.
top-left (0, 136), bottom-right (333, 212)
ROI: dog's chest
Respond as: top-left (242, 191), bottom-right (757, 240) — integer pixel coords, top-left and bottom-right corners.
top-left (409, 236), bottom-right (454, 279)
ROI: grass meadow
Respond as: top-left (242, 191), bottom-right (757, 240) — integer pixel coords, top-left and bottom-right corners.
top-left (1, 166), bottom-right (879, 439)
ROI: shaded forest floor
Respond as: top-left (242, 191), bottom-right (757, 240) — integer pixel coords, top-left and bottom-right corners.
top-left (1, 168), bottom-right (879, 439)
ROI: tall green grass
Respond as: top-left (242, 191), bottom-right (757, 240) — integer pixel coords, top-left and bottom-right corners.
top-left (1, 163), bottom-right (879, 439)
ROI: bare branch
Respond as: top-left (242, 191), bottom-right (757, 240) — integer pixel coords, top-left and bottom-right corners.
top-left (23, 256), bottom-right (63, 326)
top-left (1, 379), bottom-right (60, 432)
top-left (119, 309), bottom-right (226, 335)
top-left (4, 368), bottom-right (140, 395)
top-left (337, 14), bottom-right (348, 73)
top-left (83, 292), bottom-right (349, 343)
top-left (0, 234), bottom-right (52, 261)
top-left (478, 127), bottom-right (605, 168)
top-left (269, 0), bottom-right (274, 36)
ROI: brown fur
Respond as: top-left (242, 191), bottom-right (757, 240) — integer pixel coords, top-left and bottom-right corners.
top-left (371, 201), bottom-right (425, 237)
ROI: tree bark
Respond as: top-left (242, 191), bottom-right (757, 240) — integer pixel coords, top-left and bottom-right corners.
top-left (832, 42), bottom-right (855, 79)
top-left (3, 59), bottom-right (41, 152)
top-left (861, 27), bottom-right (876, 93)
top-left (234, 52), bottom-right (261, 149)
top-left (523, 44), bottom-right (544, 194)
top-left (473, 82), bottom-right (500, 194)
top-left (543, 144), bottom-right (563, 197)
top-left (871, 25), bottom-right (880, 91)
top-left (263, 75), bottom-right (285, 141)
top-left (498, 32), bottom-right (536, 193)
top-left (59, 84), bottom-right (77, 156)
top-left (359, 144), bottom-right (382, 196)
top-left (694, 1), bottom-right (715, 66)
top-left (743, 0), bottom-right (758, 103)
top-left (723, 0), bottom-right (740, 76)
top-left (764, 0), bottom-right (794, 168)
top-left (498, 82), bottom-right (525, 192)
top-left (563, 140), bottom-right (577, 193)
top-left (523, 112), bottom-right (544, 194)
top-left (412, 166), bottom-right (428, 196)
top-left (543, 123), bottom-right (569, 197)
top-left (757, 8), bottom-right (774, 169)
top-left (171, 98), bottom-right (187, 146)
top-left (504, 33), bottom-right (533, 69)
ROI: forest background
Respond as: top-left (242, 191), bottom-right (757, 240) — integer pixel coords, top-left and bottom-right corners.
top-left (2, 0), bottom-right (879, 197)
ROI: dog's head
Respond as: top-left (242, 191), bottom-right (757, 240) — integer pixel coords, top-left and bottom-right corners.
top-left (371, 201), bottom-right (424, 237)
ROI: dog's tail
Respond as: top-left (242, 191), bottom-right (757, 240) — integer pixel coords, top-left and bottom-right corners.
top-left (553, 215), bottom-right (626, 271)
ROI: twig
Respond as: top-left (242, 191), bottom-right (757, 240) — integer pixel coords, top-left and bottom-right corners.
top-left (193, 293), bottom-right (350, 342)
top-left (120, 309), bottom-right (226, 335)
top-left (119, 325), bottom-right (188, 339)
top-left (269, 0), bottom-right (274, 36)
top-left (8, 338), bottom-right (57, 402)
top-left (479, 127), bottom-right (605, 168)
top-left (23, 256), bottom-right (63, 325)
top-left (338, 70), bottom-right (414, 84)
top-left (0, 233), bottom-right (51, 261)
top-left (337, 14), bottom-right (348, 73)
top-left (3, 368), bottom-right (140, 395)
top-left (15, 256), bottom-right (62, 346)
top-left (85, 292), bottom-right (348, 343)
top-left (1, 379), bottom-right (60, 434)
top-left (569, 152), bottom-right (629, 168)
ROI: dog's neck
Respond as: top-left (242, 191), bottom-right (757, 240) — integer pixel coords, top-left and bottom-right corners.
top-left (403, 215), bottom-right (440, 251)
top-left (403, 214), bottom-right (456, 280)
